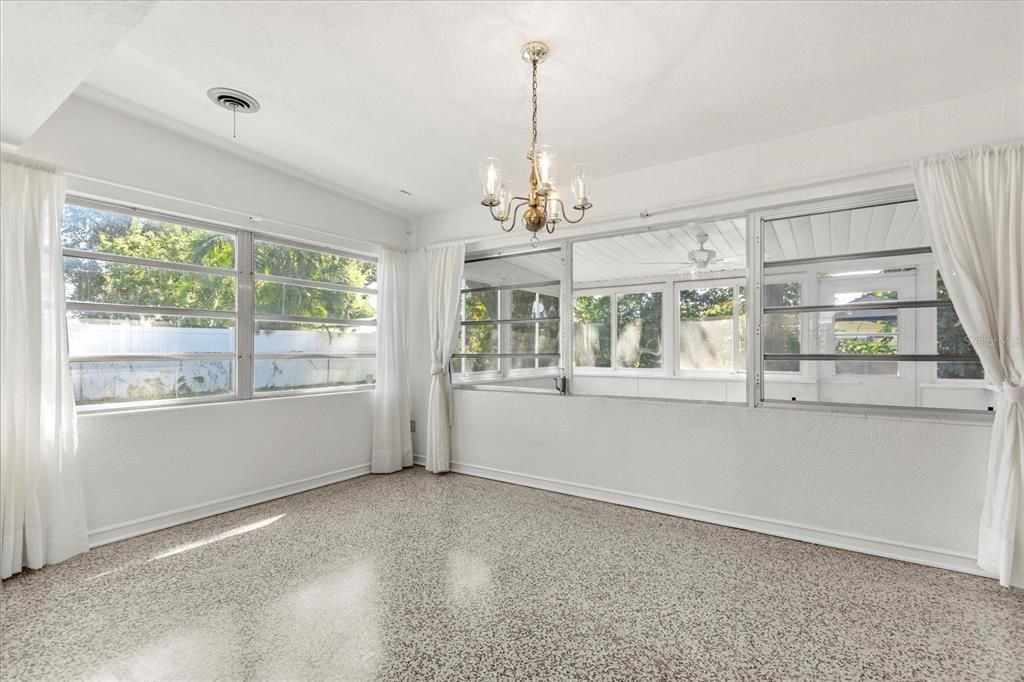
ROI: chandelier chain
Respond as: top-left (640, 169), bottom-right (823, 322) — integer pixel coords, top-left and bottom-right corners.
top-left (531, 57), bottom-right (538, 150)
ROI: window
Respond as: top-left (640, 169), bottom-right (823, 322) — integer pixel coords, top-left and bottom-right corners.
top-left (570, 219), bottom-right (748, 402)
top-left (759, 197), bottom-right (986, 410)
top-left (61, 200), bottom-right (377, 408)
top-left (62, 202), bottom-right (238, 406)
top-left (252, 239), bottom-right (377, 393)
top-left (573, 289), bottom-right (663, 370)
top-left (678, 284), bottom-right (743, 372)
top-left (573, 294), bottom-right (611, 368)
top-left (455, 249), bottom-right (563, 388)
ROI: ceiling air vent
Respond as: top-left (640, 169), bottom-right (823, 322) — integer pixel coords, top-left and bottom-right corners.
top-left (207, 87), bottom-right (260, 113)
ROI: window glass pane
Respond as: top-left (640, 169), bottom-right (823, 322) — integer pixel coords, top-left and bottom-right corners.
top-left (64, 256), bottom-right (236, 310)
top-left (67, 312), bottom-right (234, 355)
top-left (510, 321), bottom-right (559, 370)
top-left (937, 273), bottom-right (983, 379)
top-left (62, 204), bottom-right (234, 267)
top-left (254, 240), bottom-right (376, 288)
top-left (463, 252), bottom-right (560, 288)
top-left (573, 220), bottom-right (747, 283)
top-left (255, 280), bottom-right (376, 320)
top-left (679, 287), bottom-right (735, 370)
top-left (511, 289), bottom-right (560, 318)
top-left (254, 321), bottom-right (376, 355)
top-left (463, 287), bottom-right (498, 321)
top-left (573, 295), bottom-right (611, 368)
top-left (459, 324), bottom-right (499, 374)
top-left (254, 357), bottom-right (375, 392)
top-left (832, 290), bottom-right (899, 375)
top-left (71, 359), bottom-right (233, 405)
top-left (617, 292), bottom-right (662, 369)
top-left (763, 201), bottom-right (923, 262)
top-left (764, 282), bottom-right (801, 372)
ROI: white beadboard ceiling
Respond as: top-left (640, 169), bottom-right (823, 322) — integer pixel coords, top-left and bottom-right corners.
top-left (2, 1), bottom-right (1021, 216)
top-left (465, 202), bottom-right (925, 286)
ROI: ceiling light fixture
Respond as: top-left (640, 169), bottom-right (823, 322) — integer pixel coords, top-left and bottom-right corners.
top-left (207, 87), bottom-right (260, 139)
top-left (478, 41), bottom-right (592, 246)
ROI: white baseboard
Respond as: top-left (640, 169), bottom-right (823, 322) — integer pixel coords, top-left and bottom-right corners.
top-left (87, 463), bottom-right (372, 547)
top-left (413, 454), bottom-right (426, 466)
top-left (446, 460), bottom-right (991, 580)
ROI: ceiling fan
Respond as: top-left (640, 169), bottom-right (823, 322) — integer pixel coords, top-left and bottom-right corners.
top-left (640, 230), bottom-right (745, 272)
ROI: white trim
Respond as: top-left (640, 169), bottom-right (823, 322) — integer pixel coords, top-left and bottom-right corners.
top-left (87, 463), bottom-right (371, 547)
top-left (445, 459), bottom-right (991, 579)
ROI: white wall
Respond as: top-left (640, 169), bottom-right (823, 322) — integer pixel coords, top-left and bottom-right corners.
top-left (15, 94), bottom-right (411, 543)
top-left (20, 94), bottom-right (411, 251)
top-left (408, 84), bottom-right (1023, 581)
top-left (446, 390), bottom-right (991, 574)
top-left (413, 84), bottom-right (1023, 248)
top-left (81, 392), bottom-right (374, 545)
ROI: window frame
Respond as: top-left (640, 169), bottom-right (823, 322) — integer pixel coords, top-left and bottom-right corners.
top-left (63, 197), bottom-right (378, 413)
top-left (748, 187), bottom-right (988, 415)
top-left (250, 234), bottom-right (378, 397)
top-left (454, 248), bottom-right (564, 387)
top-left (674, 277), bottom-right (746, 378)
top-left (573, 283), bottom-right (668, 376)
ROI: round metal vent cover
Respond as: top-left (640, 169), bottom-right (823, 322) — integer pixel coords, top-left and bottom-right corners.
top-left (207, 87), bottom-right (260, 113)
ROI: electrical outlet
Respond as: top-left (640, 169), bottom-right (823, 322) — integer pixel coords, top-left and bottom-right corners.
top-left (410, 420), bottom-right (416, 433)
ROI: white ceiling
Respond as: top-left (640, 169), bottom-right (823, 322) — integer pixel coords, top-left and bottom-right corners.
top-left (3, 2), bottom-right (1022, 217)
top-left (0, 1), bottom-right (154, 147)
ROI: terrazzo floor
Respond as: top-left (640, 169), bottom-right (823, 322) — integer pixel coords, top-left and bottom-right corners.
top-left (1, 467), bottom-right (1022, 681)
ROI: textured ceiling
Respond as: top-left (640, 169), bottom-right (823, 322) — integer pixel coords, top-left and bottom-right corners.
top-left (0, 1), bottom-right (155, 146)
top-left (4, 2), bottom-right (1023, 217)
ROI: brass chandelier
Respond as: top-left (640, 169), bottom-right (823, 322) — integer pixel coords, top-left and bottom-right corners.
top-left (478, 41), bottom-right (592, 245)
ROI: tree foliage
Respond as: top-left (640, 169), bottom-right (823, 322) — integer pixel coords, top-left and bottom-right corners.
top-left (63, 205), bottom-right (377, 328)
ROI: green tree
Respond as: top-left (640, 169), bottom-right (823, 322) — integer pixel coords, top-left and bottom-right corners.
top-left (573, 294), bottom-right (611, 367)
top-left (936, 273), bottom-right (983, 379)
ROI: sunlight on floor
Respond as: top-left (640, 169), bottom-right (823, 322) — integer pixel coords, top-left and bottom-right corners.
top-left (150, 514), bottom-right (285, 561)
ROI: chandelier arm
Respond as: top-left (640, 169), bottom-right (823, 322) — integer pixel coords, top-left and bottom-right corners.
top-left (555, 198), bottom-right (588, 225)
top-left (491, 199), bottom-right (530, 231)
top-left (504, 200), bottom-right (530, 232)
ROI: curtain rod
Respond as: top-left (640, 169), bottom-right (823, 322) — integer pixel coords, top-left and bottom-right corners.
top-left (1, 152), bottom-right (59, 173)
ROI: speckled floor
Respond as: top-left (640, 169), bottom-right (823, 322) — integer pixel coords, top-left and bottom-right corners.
top-left (1, 468), bottom-right (1022, 681)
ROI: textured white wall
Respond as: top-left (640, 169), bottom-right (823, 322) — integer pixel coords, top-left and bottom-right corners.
top-left (80, 392), bottom-right (374, 544)
top-left (448, 390), bottom-right (992, 572)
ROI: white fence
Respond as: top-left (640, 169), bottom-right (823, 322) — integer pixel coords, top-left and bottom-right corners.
top-left (68, 321), bottom-right (376, 402)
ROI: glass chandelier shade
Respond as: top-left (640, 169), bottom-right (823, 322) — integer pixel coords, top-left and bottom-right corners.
top-left (535, 145), bottom-right (557, 193)
top-left (571, 163), bottom-right (592, 210)
top-left (478, 157), bottom-right (503, 207)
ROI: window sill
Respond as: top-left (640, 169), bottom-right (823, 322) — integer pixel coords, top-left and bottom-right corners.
top-left (76, 386), bottom-right (375, 415)
top-left (573, 369), bottom-right (668, 378)
top-left (758, 399), bottom-right (994, 424)
top-left (454, 383), bottom-right (560, 395)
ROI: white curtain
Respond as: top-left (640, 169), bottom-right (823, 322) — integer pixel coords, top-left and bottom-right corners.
top-left (371, 248), bottom-right (412, 473)
top-left (1, 156), bottom-right (89, 579)
top-left (424, 242), bottom-right (465, 473)
top-left (914, 141), bottom-right (1024, 587)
